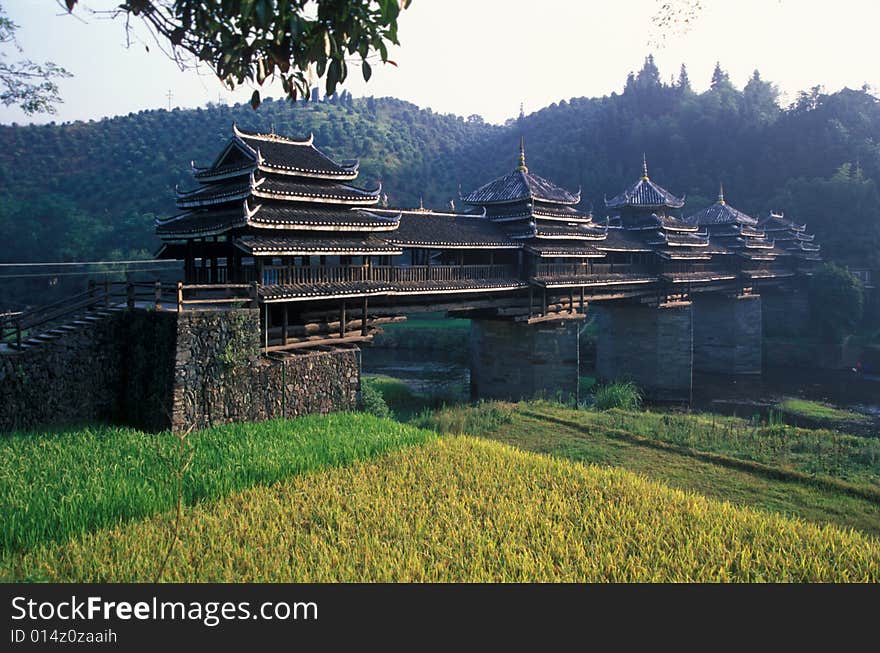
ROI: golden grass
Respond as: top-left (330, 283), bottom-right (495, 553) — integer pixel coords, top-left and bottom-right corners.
top-left (6, 437), bottom-right (880, 582)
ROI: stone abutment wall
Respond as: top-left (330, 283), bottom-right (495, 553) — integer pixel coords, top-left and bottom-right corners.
top-left (0, 308), bottom-right (360, 434)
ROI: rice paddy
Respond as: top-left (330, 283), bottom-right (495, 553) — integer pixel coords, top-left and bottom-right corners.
top-left (0, 413), bottom-right (435, 553)
top-left (4, 437), bottom-right (879, 582)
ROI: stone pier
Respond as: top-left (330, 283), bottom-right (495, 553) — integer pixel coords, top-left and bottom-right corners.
top-left (594, 302), bottom-right (693, 401)
top-left (469, 318), bottom-right (579, 402)
top-left (762, 286), bottom-right (810, 337)
top-left (692, 294), bottom-right (762, 374)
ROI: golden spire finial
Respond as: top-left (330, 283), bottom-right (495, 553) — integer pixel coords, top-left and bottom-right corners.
top-left (718, 182), bottom-right (725, 204)
top-left (642, 153), bottom-right (649, 180)
top-left (516, 136), bottom-right (528, 172)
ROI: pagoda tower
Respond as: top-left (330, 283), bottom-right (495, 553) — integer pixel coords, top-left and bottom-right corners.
top-left (155, 124), bottom-right (401, 292)
top-left (604, 156), bottom-right (715, 266)
top-left (460, 138), bottom-right (607, 287)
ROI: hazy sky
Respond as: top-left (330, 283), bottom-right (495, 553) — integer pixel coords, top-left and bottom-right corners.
top-left (2, 0), bottom-right (879, 126)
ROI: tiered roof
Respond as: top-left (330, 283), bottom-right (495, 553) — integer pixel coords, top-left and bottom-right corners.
top-left (604, 159), bottom-right (712, 262)
top-left (461, 139), bottom-right (607, 259)
top-left (757, 211), bottom-right (821, 261)
top-left (684, 186), bottom-right (778, 263)
top-left (157, 124), bottom-right (399, 256)
top-left (605, 157), bottom-right (685, 211)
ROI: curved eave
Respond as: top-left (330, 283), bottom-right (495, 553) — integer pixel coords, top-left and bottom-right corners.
top-left (246, 219), bottom-right (399, 233)
top-left (532, 213), bottom-right (595, 224)
top-left (532, 233), bottom-right (607, 241)
top-left (235, 243), bottom-right (403, 257)
top-left (465, 192), bottom-right (580, 207)
top-left (256, 162), bottom-right (359, 181)
top-left (251, 183), bottom-right (381, 206)
top-left (192, 164), bottom-right (258, 183)
top-left (391, 240), bottom-right (521, 250)
top-left (177, 189), bottom-right (251, 209)
top-left (524, 247), bottom-right (606, 258)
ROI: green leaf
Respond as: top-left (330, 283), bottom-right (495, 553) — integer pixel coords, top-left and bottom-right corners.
top-left (362, 59), bottom-right (372, 82)
top-left (250, 89), bottom-right (261, 110)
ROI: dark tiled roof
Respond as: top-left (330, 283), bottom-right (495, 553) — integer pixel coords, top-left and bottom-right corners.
top-left (234, 126), bottom-right (358, 178)
top-left (649, 232), bottom-right (709, 247)
top-left (236, 235), bottom-right (402, 256)
top-left (462, 169), bottom-right (580, 205)
top-left (176, 179), bottom-right (252, 208)
top-left (661, 271), bottom-right (738, 283)
top-left (623, 213), bottom-right (699, 232)
top-left (685, 200), bottom-right (758, 227)
top-left (655, 249), bottom-right (714, 261)
top-left (525, 242), bottom-right (606, 257)
top-left (758, 212), bottom-right (807, 232)
top-left (258, 278), bottom-right (527, 302)
top-left (596, 229), bottom-right (654, 252)
top-left (259, 281), bottom-right (392, 302)
top-left (254, 175), bottom-right (380, 204)
top-left (534, 224), bottom-right (607, 240)
top-left (485, 202), bottom-right (533, 220)
top-left (535, 273), bottom-right (657, 289)
top-left (156, 208), bottom-right (246, 237)
top-left (605, 177), bottom-right (685, 210)
top-left (247, 203), bottom-right (399, 231)
top-left (389, 213), bottom-right (519, 249)
top-left (392, 279), bottom-right (527, 294)
top-left (532, 202), bottom-right (592, 220)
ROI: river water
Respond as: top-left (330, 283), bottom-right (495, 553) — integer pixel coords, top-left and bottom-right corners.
top-left (361, 344), bottom-right (880, 428)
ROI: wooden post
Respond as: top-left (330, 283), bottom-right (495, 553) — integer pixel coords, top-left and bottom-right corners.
top-left (177, 281), bottom-right (184, 313)
top-left (542, 288), bottom-right (548, 316)
top-left (528, 286), bottom-right (534, 319)
top-left (580, 287), bottom-right (585, 314)
top-left (569, 289), bottom-right (574, 315)
top-left (154, 280), bottom-right (162, 311)
top-left (361, 297), bottom-right (368, 336)
top-left (282, 304), bottom-right (289, 346)
top-left (340, 302), bottom-right (347, 338)
top-left (250, 281), bottom-right (259, 308)
top-left (127, 283), bottom-right (134, 309)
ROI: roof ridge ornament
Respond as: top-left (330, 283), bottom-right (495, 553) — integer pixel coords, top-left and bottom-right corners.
top-left (642, 153), bottom-right (649, 181)
top-left (718, 182), bottom-right (725, 205)
top-left (516, 136), bottom-right (528, 173)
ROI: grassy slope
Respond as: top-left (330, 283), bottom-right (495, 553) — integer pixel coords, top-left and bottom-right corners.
top-left (779, 398), bottom-right (871, 424)
top-left (5, 437), bottom-right (879, 582)
top-left (416, 402), bottom-right (880, 534)
top-left (0, 414), bottom-right (435, 553)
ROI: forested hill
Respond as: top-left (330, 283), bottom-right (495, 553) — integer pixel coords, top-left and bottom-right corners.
top-left (2, 58), bottom-right (880, 268)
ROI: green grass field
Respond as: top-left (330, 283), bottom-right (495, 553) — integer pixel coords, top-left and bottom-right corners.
top-left (0, 414), bottom-right (434, 553)
top-left (417, 401), bottom-right (880, 534)
top-left (778, 398), bottom-right (871, 424)
top-left (4, 390), bottom-right (880, 582)
top-left (5, 437), bottom-right (880, 582)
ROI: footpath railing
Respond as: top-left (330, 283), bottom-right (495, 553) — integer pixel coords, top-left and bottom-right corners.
top-left (1, 281), bottom-right (257, 349)
top-left (255, 264), bottom-right (516, 286)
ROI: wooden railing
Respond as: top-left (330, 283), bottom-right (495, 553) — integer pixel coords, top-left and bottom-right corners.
top-left (254, 264), bottom-right (516, 286)
top-left (534, 263), bottom-right (651, 278)
top-left (1, 280), bottom-right (257, 349)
